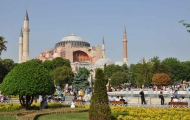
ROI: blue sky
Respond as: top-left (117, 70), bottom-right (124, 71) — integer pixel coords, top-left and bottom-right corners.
top-left (0, 0), bottom-right (189, 64)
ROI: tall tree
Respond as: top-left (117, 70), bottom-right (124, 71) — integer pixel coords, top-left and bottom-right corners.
top-left (1, 60), bottom-right (55, 110)
top-left (134, 61), bottom-right (153, 87)
top-left (162, 58), bottom-right (182, 83)
top-left (72, 68), bottom-right (89, 90)
top-left (104, 64), bottom-right (124, 81)
top-left (110, 71), bottom-right (128, 87)
top-left (51, 66), bottom-right (74, 89)
top-left (89, 68), bottom-right (111, 120)
top-left (179, 20), bottom-right (190, 33)
top-left (0, 36), bottom-right (7, 55)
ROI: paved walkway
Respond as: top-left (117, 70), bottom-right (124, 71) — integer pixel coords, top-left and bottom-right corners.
top-left (126, 97), bottom-right (171, 105)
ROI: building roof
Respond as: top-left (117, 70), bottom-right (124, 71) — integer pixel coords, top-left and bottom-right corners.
top-left (60, 32), bottom-right (85, 42)
top-left (94, 58), bottom-right (115, 69)
top-left (24, 10), bottom-right (29, 20)
top-left (115, 61), bottom-right (123, 66)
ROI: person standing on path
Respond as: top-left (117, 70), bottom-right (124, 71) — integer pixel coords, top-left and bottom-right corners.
top-left (160, 89), bottom-right (165, 105)
top-left (139, 90), bottom-right (146, 104)
top-left (170, 89), bottom-right (174, 102)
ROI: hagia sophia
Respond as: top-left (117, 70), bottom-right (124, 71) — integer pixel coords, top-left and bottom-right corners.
top-left (18, 11), bottom-right (128, 72)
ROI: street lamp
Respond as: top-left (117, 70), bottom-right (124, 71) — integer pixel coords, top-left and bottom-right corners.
top-left (90, 69), bottom-right (93, 92)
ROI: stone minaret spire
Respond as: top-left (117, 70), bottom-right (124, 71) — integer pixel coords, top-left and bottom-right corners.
top-left (18, 28), bottom-right (23, 63)
top-left (102, 36), bottom-right (106, 58)
top-left (22, 10), bottom-right (30, 62)
top-left (123, 23), bottom-right (128, 65)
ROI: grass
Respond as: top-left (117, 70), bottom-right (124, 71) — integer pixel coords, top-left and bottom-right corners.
top-left (36, 112), bottom-right (128, 120)
top-left (37, 112), bottom-right (89, 120)
top-left (0, 116), bottom-right (17, 120)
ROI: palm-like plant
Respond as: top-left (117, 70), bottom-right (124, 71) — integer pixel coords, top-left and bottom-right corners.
top-left (0, 36), bottom-right (8, 55)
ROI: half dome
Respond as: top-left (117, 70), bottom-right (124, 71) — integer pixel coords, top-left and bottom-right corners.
top-left (94, 58), bottom-right (115, 69)
top-left (115, 61), bottom-right (124, 66)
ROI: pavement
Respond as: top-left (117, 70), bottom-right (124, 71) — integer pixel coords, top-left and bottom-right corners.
top-left (6, 95), bottom-right (190, 105)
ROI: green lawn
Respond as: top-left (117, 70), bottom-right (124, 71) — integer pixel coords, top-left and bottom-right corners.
top-left (36, 112), bottom-right (128, 120)
top-left (0, 116), bottom-right (17, 120)
top-left (37, 112), bottom-right (89, 120)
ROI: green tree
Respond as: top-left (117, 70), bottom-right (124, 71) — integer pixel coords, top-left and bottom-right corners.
top-left (1, 60), bottom-right (55, 110)
top-left (110, 71), bottom-right (127, 87)
top-left (104, 64), bottom-right (124, 82)
top-left (0, 36), bottom-right (7, 55)
top-left (80, 67), bottom-right (90, 77)
top-left (52, 57), bottom-right (70, 68)
top-left (89, 68), bottom-right (111, 120)
top-left (182, 61), bottom-right (190, 81)
top-left (152, 73), bottom-right (171, 86)
top-left (51, 66), bottom-right (74, 89)
top-left (0, 59), bottom-right (14, 83)
top-left (179, 20), bottom-right (190, 33)
top-left (134, 61), bottom-right (153, 87)
top-left (72, 68), bottom-right (89, 90)
top-left (42, 60), bottom-right (54, 72)
top-left (162, 58), bottom-right (182, 83)
top-left (150, 56), bottom-right (160, 63)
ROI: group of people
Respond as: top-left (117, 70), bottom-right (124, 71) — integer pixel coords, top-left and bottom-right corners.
top-left (73, 88), bottom-right (92, 102)
top-left (170, 89), bottom-right (187, 102)
top-left (0, 91), bottom-right (10, 103)
top-left (139, 88), bottom-right (188, 105)
top-left (109, 95), bottom-right (127, 104)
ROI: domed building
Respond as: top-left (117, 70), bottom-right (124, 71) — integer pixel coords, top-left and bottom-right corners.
top-left (36, 32), bottom-right (105, 72)
top-left (19, 11), bottom-right (129, 73)
top-left (94, 58), bottom-right (115, 69)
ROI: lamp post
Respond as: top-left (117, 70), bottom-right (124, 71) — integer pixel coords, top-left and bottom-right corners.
top-left (90, 69), bottom-right (93, 93)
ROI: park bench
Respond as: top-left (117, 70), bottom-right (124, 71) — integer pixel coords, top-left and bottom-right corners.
top-left (73, 99), bottom-right (83, 104)
top-left (169, 102), bottom-right (188, 107)
top-left (110, 101), bottom-right (124, 105)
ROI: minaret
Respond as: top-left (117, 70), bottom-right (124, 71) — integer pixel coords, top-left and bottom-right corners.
top-left (123, 23), bottom-right (128, 65)
top-left (22, 10), bottom-right (30, 62)
top-left (102, 36), bottom-right (106, 58)
top-left (18, 28), bottom-right (23, 63)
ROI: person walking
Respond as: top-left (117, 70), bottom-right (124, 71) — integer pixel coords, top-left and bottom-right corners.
top-left (159, 89), bottom-right (165, 105)
top-left (139, 90), bottom-right (146, 104)
top-left (170, 89), bottom-right (174, 102)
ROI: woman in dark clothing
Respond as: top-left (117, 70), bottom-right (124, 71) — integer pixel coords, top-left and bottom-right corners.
top-left (160, 90), bottom-right (165, 105)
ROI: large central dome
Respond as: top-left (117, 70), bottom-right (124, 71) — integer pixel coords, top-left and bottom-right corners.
top-left (61, 32), bottom-right (85, 42)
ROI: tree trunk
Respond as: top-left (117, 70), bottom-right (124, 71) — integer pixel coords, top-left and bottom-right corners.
top-left (19, 95), bottom-right (34, 110)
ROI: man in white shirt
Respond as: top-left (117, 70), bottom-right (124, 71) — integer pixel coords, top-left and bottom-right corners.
top-left (181, 96), bottom-right (187, 102)
top-left (109, 96), bottom-right (115, 101)
top-left (115, 96), bottom-right (120, 101)
top-left (172, 97), bottom-right (179, 102)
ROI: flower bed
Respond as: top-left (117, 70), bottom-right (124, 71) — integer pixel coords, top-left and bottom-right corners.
top-left (110, 106), bottom-right (190, 120)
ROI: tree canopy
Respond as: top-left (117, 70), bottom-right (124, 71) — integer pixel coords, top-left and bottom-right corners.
top-left (72, 67), bottom-right (90, 89)
top-left (110, 71), bottom-right (127, 87)
top-left (1, 60), bottom-right (55, 96)
top-left (152, 73), bottom-right (171, 86)
top-left (51, 66), bottom-right (73, 89)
